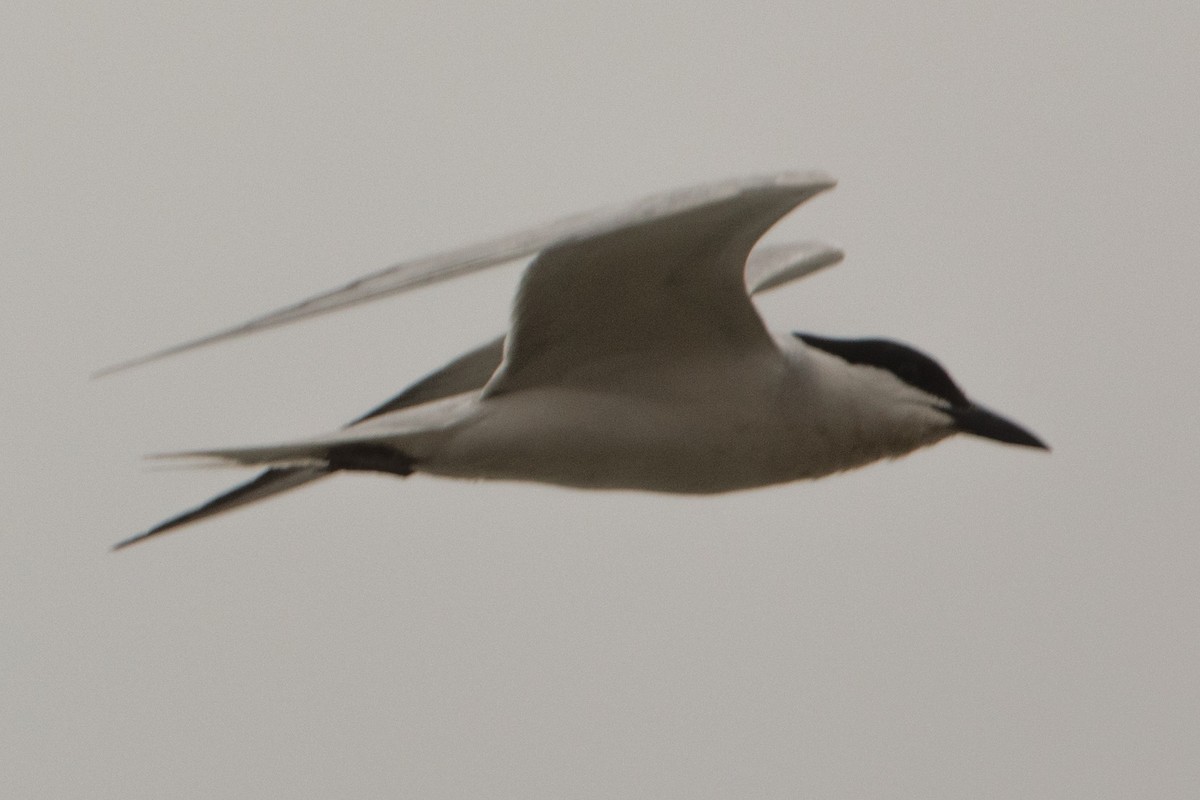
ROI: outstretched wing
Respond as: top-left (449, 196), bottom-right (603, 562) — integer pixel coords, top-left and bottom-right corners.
top-left (97, 172), bottom-right (833, 376)
top-left (112, 175), bottom-right (836, 546)
top-left (349, 239), bottom-right (843, 418)
top-left (112, 466), bottom-right (330, 550)
top-left (744, 240), bottom-right (843, 294)
top-left (488, 173), bottom-right (835, 394)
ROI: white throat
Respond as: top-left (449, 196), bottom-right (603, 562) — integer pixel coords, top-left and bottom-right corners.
top-left (773, 336), bottom-right (956, 477)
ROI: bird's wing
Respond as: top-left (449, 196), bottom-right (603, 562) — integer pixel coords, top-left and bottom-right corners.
top-left (351, 336), bottom-right (508, 422)
top-left (486, 173), bottom-right (835, 394)
top-left (113, 466), bottom-right (331, 550)
top-left (137, 235), bottom-right (843, 460)
top-left (744, 240), bottom-right (843, 294)
top-left (345, 239), bottom-right (843, 418)
top-left (96, 172), bottom-right (834, 377)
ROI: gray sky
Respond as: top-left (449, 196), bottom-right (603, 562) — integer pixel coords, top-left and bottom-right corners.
top-left (4, 2), bottom-right (1198, 798)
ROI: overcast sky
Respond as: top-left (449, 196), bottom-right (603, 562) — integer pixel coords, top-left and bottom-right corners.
top-left (4, 3), bottom-right (1198, 798)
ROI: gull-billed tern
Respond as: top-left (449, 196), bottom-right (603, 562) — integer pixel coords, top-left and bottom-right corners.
top-left (108, 172), bottom-right (1047, 549)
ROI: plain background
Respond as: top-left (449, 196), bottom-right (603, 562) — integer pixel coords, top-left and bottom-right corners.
top-left (4, 3), bottom-right (1198, 798)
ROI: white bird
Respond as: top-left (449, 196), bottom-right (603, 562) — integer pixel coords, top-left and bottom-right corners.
top-left (108, 172), bottom-right (1047, 549)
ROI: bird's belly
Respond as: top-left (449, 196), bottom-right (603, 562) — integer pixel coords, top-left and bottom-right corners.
top-left (420, 387), bottom-right (802, 494)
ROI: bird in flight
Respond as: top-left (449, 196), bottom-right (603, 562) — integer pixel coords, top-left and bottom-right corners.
top-left (106, 172), bottom-right (1047, 549)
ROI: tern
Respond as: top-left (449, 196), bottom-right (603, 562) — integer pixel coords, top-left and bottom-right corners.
top-left (108, 172), bottom-right (1047, 549)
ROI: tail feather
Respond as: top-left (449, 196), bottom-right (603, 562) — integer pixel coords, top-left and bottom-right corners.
top-left (118, 369), bottom-right (474, 549)
top-left (114, 466), bottom-right (331, 550)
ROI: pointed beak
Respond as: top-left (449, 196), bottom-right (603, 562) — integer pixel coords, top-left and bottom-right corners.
top-left (946, 404), bottom-right (1049, 450)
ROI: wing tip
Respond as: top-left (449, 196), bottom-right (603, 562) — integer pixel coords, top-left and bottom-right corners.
top-left (111, 529), bottom-right (156, 551)
top-left (709, 170), bottom-right (836, 200)
top-left (771, 170), bottom-right (838, 191)
top-left (113, 466), bottom-right (333, 550)
top-left (112, 514), bottom-right (187, 550)
top-left (92, 352), bottom-right (162, 379)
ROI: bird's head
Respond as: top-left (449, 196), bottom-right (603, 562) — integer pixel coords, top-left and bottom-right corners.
top-left (794, 333), bottom-right (1049, 451)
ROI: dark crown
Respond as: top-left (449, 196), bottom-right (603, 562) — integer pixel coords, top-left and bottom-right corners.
top-left (794, 333), bottom-right (970, 408)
